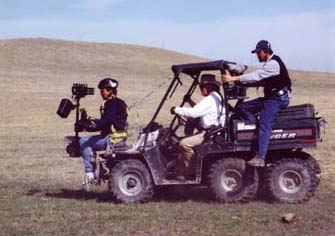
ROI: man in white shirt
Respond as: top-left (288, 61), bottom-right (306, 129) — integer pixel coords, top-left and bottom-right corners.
top-left (171, 74), bottom-right (225, 180)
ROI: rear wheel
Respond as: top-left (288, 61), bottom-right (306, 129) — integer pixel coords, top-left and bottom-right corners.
top-left (306, 156), bottom-right (321, 186)
top-left (294, 151), bottom-right (321, 187)
top-left (264, 158), bottom-right (317, 203)
top-left (208, 158), bottom-right (259, 203)
top-left (108, 159), bottom-right (154, 203)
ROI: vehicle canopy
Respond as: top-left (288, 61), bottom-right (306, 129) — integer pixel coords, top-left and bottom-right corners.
top-left (171, 60), bottom-right (247, 78)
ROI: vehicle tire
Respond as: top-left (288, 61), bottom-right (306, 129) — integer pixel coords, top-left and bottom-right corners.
top-left (208, 158), bottom-right (259, 203)
top-left (306, 156), bottom-right (321, 186)
top-left (108, 159), bottom-right (154, 203)
top-left (294, 151), bottom-right (321, 187)
top-left (264, 158), bottom-right (317, 203)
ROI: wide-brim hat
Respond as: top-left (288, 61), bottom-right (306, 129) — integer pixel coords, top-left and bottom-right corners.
top-left (199, 74), bottom-right (221, 87)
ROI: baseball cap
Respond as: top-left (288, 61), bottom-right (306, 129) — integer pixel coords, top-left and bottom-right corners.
top-left (251, 40), bottom-right (272, 53)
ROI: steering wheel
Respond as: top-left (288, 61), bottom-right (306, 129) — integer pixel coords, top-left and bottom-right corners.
top-left (174, 113), bottom-right (188, 126)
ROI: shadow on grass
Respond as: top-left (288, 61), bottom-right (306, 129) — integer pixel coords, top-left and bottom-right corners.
top-left (26, 186), bottom-right (272, 204)
top-left (153, 186), bottom-right (213, 203)
top-left (154, 186), bottom-right (273, 203)
top-left (27, 188), bottom-right (115, 203)
top-left (26, 186), bottom-right (217, 203)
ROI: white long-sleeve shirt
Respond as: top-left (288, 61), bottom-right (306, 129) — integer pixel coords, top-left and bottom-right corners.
top-left (240, 54), bottom-right (280, 82)
top-left (175, 91), bottom-right (225, 129)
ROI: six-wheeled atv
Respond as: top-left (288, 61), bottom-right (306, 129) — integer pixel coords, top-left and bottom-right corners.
top-left (58, 60), bottom-right (326, 204)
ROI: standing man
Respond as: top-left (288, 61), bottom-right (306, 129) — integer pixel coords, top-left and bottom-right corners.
top-left (78, 78), bottom-right (128, 183)
top-left (222, 40), bottom-right (291, 167)
top-left (171, 74), bottom-right (225, 180)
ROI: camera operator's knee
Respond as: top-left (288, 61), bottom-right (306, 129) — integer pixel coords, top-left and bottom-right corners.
top-left (79, 135), bottom-right (88, 143)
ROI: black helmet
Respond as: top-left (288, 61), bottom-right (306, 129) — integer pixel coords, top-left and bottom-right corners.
top-left (98, 78), bottom-right (118, 90)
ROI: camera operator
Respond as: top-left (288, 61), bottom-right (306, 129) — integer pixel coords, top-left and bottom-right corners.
top-left (77, 78), bottom-right (128, 183)
top-left (222, 40), bottom-right (291, 167)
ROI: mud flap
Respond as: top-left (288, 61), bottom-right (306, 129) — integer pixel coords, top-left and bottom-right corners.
top-left (316, 117), bottom-right (326, 141)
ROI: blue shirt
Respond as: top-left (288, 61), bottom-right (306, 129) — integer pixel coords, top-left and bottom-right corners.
top-left (240, 54), bottom-right (280, 83)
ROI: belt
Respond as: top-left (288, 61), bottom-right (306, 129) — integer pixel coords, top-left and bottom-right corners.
top-left (276, 87), bottom-right (289, 96)
top-left (265, 87), bottom-right (289, 97)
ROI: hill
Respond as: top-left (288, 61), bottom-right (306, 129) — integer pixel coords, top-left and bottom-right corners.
top-left (0, 38), bottom-right (206, 132)
top-left (0, 38), bottom-right (334, 236)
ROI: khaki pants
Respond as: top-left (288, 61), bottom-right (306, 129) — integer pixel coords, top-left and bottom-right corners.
top-left (175, 131), bottom-right (205, 177)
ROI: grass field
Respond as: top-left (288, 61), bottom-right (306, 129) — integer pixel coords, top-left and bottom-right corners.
top-left (0, 38), bottom-right (334, 236)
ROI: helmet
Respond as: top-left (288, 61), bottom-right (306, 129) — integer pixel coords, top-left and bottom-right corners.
top-left (98, 78), bottom-right (118, 90)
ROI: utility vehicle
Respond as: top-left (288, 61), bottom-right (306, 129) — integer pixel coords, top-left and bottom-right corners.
top-left (57, 60), bottom-right (325, 204)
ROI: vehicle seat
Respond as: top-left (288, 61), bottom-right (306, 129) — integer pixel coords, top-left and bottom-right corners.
top-left (277, 104), bottom-right (315, 120)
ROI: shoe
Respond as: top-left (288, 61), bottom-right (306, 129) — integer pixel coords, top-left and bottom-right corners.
top-left (86, 172), bottom-right (95, 181)
top-left (82, 172), bottom-right (95, 190)
top-left (248, 157), bottom-right (265, 167)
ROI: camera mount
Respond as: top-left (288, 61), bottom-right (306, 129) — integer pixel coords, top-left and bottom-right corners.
top-left (56, 83), bottom-right (95, 157)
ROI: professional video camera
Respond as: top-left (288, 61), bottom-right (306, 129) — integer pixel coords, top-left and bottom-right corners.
top-left (224, 63), bottom-right (248, 100)
top-left (224, 82), bottom-right (247, 100)
top-left (57, 84), bottom-right (94, 118)
top-left (57, 83), bottom-right (94, 157)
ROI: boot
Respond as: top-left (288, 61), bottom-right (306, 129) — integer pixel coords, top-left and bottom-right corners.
top-left (248, 157), bottom-right (265, 167)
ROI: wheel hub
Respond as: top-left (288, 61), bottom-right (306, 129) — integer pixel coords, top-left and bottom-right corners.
top-left (119, 172), bottom-right (143, 196)
top-left (279, 170), bottom-right (302, 194)
top-left (127, 178), bottom-right (137, 188)
top-left (221, 170), bottom-right (242, 192)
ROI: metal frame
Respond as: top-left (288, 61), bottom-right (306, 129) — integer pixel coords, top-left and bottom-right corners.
top-left (142, 60), bottom-right (243, 146)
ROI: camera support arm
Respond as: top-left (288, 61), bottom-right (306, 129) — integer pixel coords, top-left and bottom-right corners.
top-left (74, 96), bottom-right (81, 137)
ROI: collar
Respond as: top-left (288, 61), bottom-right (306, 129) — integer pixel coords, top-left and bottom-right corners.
top-left (103, 95), bottom-right (116, 106)
top-left (106, 95), bottom-right (116, 100)
top-left (209, 90), bottom-right (221, 98)
top-left (266, 53), bottom-right (274, 62)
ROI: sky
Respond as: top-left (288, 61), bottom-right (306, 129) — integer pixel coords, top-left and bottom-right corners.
top-left (1, 0), bottom-right (334, 72)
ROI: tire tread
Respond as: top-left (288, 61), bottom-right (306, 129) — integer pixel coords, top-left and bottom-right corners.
top-left (108, 159), bottom-right (154, 203)
top-left (264, 158), bottom-right (317, 204)
top-left (208, 158), bottom-right (259, 203)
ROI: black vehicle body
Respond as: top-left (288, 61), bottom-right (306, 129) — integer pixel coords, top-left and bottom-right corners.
top-left (59, 60), bottom-right (325, 203)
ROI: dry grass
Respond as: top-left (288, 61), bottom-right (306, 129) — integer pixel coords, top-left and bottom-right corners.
top-left (0, 38), bottom-right (334, 236)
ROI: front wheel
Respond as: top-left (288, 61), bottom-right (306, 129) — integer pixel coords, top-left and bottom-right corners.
top-left (208, 158), bottom-right (259, 203)
top-left (108, 159), bottom-right (154, 203)
top-left (264, 158), bottom-right (317, 203)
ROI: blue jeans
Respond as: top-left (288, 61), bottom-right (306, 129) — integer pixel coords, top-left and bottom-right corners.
top-left (237, 94), bottom-right (290, 159)
top-left (79, 134), bottom-right (125, 172)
